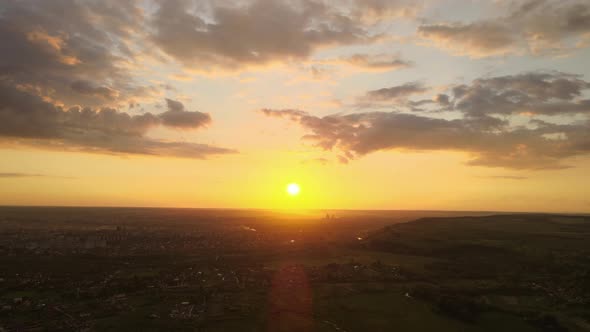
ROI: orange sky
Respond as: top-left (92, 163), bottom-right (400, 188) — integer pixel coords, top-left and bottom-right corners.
top-left (0, 0), bottom-right (589, 213)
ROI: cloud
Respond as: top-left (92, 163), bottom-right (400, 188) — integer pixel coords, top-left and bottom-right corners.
top-left (418, 22), bottom-right (515, 57)
top-left (334, 53), bottom-right (413, 71)
top-left (1, 0), bottom-right (419, 82)
top-left (149, 0), bottom-right (401, 70)
top-left (0, 84), bottom-right (235, 159)
top-left (477, 175), bottom-right (528, 180)
top-left (364, 82), bottom-right (428, 101)
top-left (0, 0), bottom-right (163, 107)
top-left (0, 173), bottom-right (42, 178)
top-left (351, 0), bottom-right (421, 21)
top-left (160, 99), bottom-right (212, 129)
top-left (418, 0), bottom-right (590, 57)
top-left (451, 72), bottom-right (590, 117)
top-left (70, 80), bottom-right (120, 99)
top-left (0, 1), bottom-right (236, 159)
top-left (356, 82), bottom-right (428, 108)
top-left (261, 71), bottom-right (590, 170)
top-left (407, 94), bottom-right (452, 112)
top-left (302, 157), bottom-right (330, 165)
top-left (0, 173), bottom-right (75, 179)
top-left (360, 72), bottom-right (590, 116)
top-left (262, 108), bottom-right (590, 169)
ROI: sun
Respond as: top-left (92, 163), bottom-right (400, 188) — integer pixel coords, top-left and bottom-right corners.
top-left (286, 183), bottom-right (300, 196)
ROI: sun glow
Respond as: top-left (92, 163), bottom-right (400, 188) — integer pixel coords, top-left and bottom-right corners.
top-left (286, 183), bottom-right (300, 196)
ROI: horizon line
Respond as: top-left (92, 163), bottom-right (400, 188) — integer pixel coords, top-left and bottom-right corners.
top-left (0, 204), bottom-right (588, 216)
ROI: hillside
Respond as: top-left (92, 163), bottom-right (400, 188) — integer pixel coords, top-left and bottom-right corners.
top-left (358, 214), bottom-right (590, 331)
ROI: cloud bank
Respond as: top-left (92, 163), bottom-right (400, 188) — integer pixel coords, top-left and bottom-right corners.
top-left (150, 0), bottom-right (417, 70)
top-left (0, 85), bottom-right (234, 158)
top-left (418, 1), bottom-right (590, 57)
top-left (0, 0), bottom-right (235, 158)
top-left (1, 0), bottom-right (589, 164)
top-left (262, 71), bottom-right (590, 169)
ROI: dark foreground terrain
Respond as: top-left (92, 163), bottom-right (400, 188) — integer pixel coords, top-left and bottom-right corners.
top-left (0, 207), bottom-right (589, 331)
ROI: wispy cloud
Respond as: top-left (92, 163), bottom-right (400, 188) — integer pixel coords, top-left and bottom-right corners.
top-left (477, 175), bottom-right (528, 180)
top-left (0, 173), bottom-right (76, 179)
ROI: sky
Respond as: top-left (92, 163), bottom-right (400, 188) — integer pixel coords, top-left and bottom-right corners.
top-left (0, 0), bottom-right (589, 212)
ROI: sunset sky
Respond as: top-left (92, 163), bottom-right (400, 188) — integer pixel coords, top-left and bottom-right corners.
top-left (0, 0), bottom-right (589, 212)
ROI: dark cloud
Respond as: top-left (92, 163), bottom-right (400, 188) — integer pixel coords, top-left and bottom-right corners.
top-left (164, 98), bottom-right (185, 113)
top-left (451, 72), bottom-right (590, 117)
top-left (357, 82), bottom-right (428, 107)
top-left (0, 1), bottom-right (235, 159)
top-left (359, 72), bottom-right (590, 117)
top-left (261, 71), bottom-right (590, 170)
top-left (0, 84), bottom-right (234, 159)
top-left (418, 0), bottom-right (590, 57)
top-left (160, 99), bottom-right (212, 129)
top-left (365, 82), bottom-right (427, 100)
top-left (418, 22), bottom-right (515, 57)
top-left (150, 0), bottom-right (399, 70)
top-left (434, 94), bottom-right (450, 104)
top-left (70, 81), bottom-right (120, 99)
top-left (338, 53), bottom-right (412, 70)
top-left (407, 94), bottom-right (451, 112)
top-left (262, 108), bottom-right (590, 169)
top-left (0, 0), bottom-right (160, 107)
top-left (0, 0), bottom-right (417, 87)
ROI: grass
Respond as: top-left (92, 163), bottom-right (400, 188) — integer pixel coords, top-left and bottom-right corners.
top-left (312, 288), bottom-right (537, 332)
